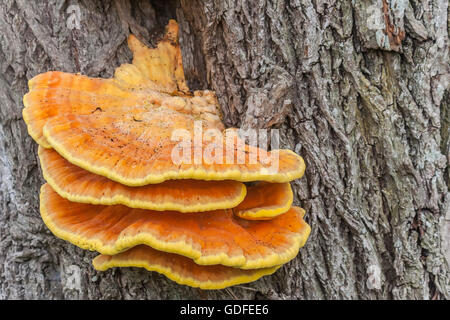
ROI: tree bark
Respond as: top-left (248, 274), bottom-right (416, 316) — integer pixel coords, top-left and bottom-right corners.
top-left (0, 0), bottom-right (448, 299)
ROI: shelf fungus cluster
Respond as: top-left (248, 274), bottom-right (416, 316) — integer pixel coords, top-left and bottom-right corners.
top-left (23, 20), bottom-right (310, 290)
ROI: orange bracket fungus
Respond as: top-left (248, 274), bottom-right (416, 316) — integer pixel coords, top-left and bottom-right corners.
top-left (93, 245), bottom-right (280, 290)
top-left (233, 182), bottom-right (293, 220)
top-left (23, 19), bottom-right (310, 289)
top-left (40, 183), bottom-right (311, 270)
top-left (23, 20), bottom-right (305, 186)
top-left (38, 146), bottom-right (246, 212)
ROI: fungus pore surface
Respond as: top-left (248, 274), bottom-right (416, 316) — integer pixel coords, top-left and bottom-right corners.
top-left (38, 146), bottom-right (246, 212)
top-left (40, 183), bottom-right (311, 269)
top-left (93, 245), bottom-right (279, 290)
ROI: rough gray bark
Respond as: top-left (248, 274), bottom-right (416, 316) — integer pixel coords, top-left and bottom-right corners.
top-left (0, 0), bottom-right (448, 299)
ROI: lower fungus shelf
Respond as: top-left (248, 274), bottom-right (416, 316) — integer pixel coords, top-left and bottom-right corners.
top-left (39, 146), bottom-right (247, 213)
top-left (233, 182), bottom-right (293, 220)
top-left (93, 245), bottom-right (281, 290)
top-left (39, 183), bottom-right (311, 270)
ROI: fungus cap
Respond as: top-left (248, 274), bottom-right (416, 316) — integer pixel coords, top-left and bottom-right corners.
top-left (23, 20), bottom-right (305, 185)
top-left (233, 182), bottom-right (293, 220)
top-left (40, 183), bottom-right (311, 269)
top-left (22, 19), bottom-right (222, 148)
top-left (42, 110), bottom-right (305, 185)
top-left (22, 73), bottom-right (223, 149)
top-left (93, 245), bottom-right (279, 290)
top-left (38, 146), bottom-right (247, 212)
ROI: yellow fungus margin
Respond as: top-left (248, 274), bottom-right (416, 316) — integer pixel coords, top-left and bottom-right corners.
top-left (43, 127), bottom-right (306, 186)
top-left (43, 171), bottom-right (246, 212)
top-left (22, 92), bottom-right (52, 148)
top-left (234, 183), bottom-right (294, 220)
top-left (93, 249), bottom-right (280, 290)
top-left (39, 147), bottom-right (247, 212)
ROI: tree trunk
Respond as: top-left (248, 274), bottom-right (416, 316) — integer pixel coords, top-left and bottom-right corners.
top-left (0, 0), bottom-right (448, 299)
